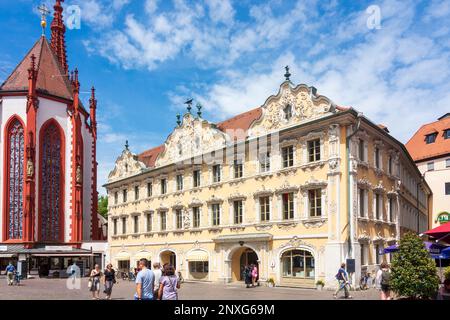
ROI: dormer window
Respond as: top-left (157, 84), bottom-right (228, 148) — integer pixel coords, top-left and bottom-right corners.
top-left (444, 129), bottom-right (450, 140)
top-left (283, 104), bottom-right (292, 121)
top-left (425, 133), bottom-right (437, 144)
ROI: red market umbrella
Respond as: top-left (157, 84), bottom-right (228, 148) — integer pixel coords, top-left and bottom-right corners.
top-left (424, 222), bottom-right (450, 242)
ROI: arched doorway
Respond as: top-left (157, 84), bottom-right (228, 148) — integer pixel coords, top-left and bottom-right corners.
top-left (280, 249), bottom-right (315, 287)
top-left (230, 247), bottom-right (259, 282)
top-left (160, 250), bottom-right (176, 267)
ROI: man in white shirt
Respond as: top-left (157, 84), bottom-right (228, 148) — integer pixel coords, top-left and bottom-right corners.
top-left (153, 262), bottom-right (162, 300)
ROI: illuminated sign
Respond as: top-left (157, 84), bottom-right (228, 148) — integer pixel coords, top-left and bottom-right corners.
top-left (436, 212), bottom-right (450, 224)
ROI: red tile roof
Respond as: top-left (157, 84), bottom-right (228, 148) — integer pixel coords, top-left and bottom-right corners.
top-left (406, 115), bottom-right (450, 162)
top-left (0, 37), bottom-right (73, 100)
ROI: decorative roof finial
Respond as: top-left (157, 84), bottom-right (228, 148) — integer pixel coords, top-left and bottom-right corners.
top-left (185, 98), bottom-right (193, 114)
top-left (284, 65), bottom-right (291, 81)
top-left (50, 0), bottom-right (68, 75)
top-left (176, 114), bottom-right (181, 127)
top-left (196, 103), bottom-right (202, 118)
top-left (38, 3), bottom-right (50, 36)
top-left (125, 140), bottom-right (129, 151)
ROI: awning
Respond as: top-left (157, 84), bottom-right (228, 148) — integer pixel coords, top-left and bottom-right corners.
top-left (213, 233), bottom-right (273, 243)
top-left (31, 253), bottom-right (94, 257)
top-left (133, 251), bottom-right (152, 261)
top-left (186, 250), bottom-right (209, 262)
top-left (0, 254), bottom-right (16, 258)
top-left (115, 252), bottom-right (131, 261)
top-left (424, 222), bottom-right (450, 242)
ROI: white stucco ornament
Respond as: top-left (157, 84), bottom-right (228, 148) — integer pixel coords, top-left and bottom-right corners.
top-left (108, 148), bottom-right (146, 182)
top-left (248, 82), bottom-right (337, 137)
top-left (156, 113), bottom-right (231, 167)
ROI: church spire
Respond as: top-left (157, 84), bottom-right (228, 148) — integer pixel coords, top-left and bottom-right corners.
top-left (50, 0), bottom-right (68, 75)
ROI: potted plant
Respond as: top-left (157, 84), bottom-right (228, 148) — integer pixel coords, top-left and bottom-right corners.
top-left (316, 280), bottom-right (325, 290)
top-left (267, 278), bottom-right (275, 288)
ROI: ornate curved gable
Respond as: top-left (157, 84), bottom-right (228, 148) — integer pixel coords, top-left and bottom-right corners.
top-left (108, 148), bottom-right (146, 182)
top-left (248, 81), bottom-right (338, 137)
top-left (156, 113), bottom-right (231, 167)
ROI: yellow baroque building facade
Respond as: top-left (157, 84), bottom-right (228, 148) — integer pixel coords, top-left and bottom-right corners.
top-left (105, 77), bottom-right (431, 288)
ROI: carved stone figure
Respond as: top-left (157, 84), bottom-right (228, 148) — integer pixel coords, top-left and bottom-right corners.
top-left (26, 159), bottom-right (34, 177)
top-left (76, 165), bottom-right (82, 183)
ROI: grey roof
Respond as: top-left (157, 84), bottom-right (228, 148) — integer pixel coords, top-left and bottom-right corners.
top-left (0, 244), bottom-right (92, 255)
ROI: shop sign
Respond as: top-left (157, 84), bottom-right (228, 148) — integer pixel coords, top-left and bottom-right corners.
top-left (45, 245), bottom-right (73, 251)
top-left (436, 212), bottom-right (450, 224)
top-left (0, 246), bottom-right (7, 252)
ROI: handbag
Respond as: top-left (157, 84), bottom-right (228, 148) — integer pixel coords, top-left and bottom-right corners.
top-left (88, 278), bottom-right (93, 289)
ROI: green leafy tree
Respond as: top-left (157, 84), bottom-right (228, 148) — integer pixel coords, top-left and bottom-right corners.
top-left (391, 232), bottom-right (439, 299)
top-left (98, 195), bottom-right (108, 219)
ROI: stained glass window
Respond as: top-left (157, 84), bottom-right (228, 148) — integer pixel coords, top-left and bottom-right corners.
top-left (41, 123), bottom-right (62, 241)
top-left (7, 120), bottom-right (24, 239)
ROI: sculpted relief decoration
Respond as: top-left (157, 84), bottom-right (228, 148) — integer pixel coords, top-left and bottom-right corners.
top-left (248, 82), bottom-right (337, 137)
top-left (156, 113), bottom-right (230, 167)
top-left (108, 149), bottom-right (146, 182)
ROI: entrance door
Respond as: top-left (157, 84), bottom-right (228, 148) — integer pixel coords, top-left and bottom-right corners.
top-left (236, 248), bottom-right (258, 281)
top-left (160, 251), bottom-right (176, 267)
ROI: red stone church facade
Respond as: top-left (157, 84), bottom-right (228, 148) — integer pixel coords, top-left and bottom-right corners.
top-left (0, 1), bottom-right (105, 275)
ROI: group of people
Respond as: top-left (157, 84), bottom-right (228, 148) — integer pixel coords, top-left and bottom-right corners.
top-left (243, 264), bottom-right (258, 288)
top-left (88, 258), bottom-right (181, 300)
top-left (333, 262), bottom-right (392, 300)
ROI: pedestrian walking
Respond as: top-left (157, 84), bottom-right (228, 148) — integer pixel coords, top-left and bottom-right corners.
top-left (333, 263), bottom-right (352, 299)
top-left (243, 265), bottom-right (252, 288)
top-left (251, 264), bottom-right (258, 287)
top-left (89, 264), bottom-right (102, 300)
top-left (153, 262), bottom-right (162, 300)
top-left (134, 258), bottom-right (155, 300)
top-left (5, 262), bottom-right (15, 286)
top-left (158, 264), bottom-right (180, 300)
top-left (378, 262), bottom-right (392, 300)
top-left (103, 263), bottom-right (116, 300)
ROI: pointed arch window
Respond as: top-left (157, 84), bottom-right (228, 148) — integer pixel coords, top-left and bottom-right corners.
top-left (5, 119), bottom-right (25, 240)
top-left (40, 122), bottom-right (64, 242)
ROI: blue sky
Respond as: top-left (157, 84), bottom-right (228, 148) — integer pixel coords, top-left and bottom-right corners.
top-left (0, 0), bottom-right (449, 194)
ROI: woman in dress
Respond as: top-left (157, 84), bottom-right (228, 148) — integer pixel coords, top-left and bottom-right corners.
top-left (158, 264), bottom-right (181, 300)
top-left (103, 264), bottom-right (116, 300)
top-left (89, 264), bottom-right (102, 300)
top-left (251, 264), bottom-right (258, 287)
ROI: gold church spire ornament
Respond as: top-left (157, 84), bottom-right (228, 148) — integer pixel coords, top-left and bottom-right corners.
top-left (38, 3), bottom-right (50, 36)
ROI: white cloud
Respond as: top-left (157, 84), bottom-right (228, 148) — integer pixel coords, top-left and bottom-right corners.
top-left (145, 0), bottom-right (159, 14)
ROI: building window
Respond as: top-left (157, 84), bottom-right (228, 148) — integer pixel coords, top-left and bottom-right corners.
top-left (308, 139), bottom-right (321, 162)
top-left (134, 186), bottom-right (139, 200)
top-left (121, 217), bottom-right (127, 234)
top-left (374, 147), bottom-right (381, 169)
top-left (259, 196), bottom-right (270, 221)
top-left (359, 188), bottom-right (366, 217)
top-left (233, 160), bottom-right (243, 179)
top-left (259, 152), bottom-right (271, 173)
top-left (123, 189), bottom-right (127, 203)
top-left (113, 219), bottom-right (118, 235)
top-left (389, 198), bottom-right (394, 222)
top-left (425, 133), bottom-right (437, 144)
top-left (281, 249), bottom-right (315, 279)
top-left (388, 156), bottom-right (393, 175)
top-left (176, 174), bottom-right (183, 191)
top-left (193, 207), bottom-right (200, 228)
top-left (161, 179), bottom-right (167, 195)
top-left (114, 192), bottom-right (118, 205)
top-left (212, 165), bottom-right (221, 183)
top-left (233, 200), bottom-right (243, 224)
top-left (212, 204), bottom-right (220, 226)
top-left (147, 182), bottom-right (153, 197)
top-left (133, 215), bottom-right (139, 234)
top-left (446, 158), bottom-right (450, 168)
top-left (175, 209), bottom-right (183, 229)
top-left (160, 212), bottom-right (167, 231)
top-left (282, 193), bottom-right (294, 220)
top-left (146, 213), bottom-right (152, 232)
top-left (445, 183), bottom-right (450, 195)
top-left (193, 170), bottom-right (201, 188)
top-left (427, 162), bottom-right (434, 171)
top-left (445, 129), bottom-right (450, 140)
top-left (6, 119), bottom-right (24, 240)
top-left (282, 145), bottom-right (294, 168)
top-left (361, 244), bottom-right (367, 265)
top-left (358, 139), bottom-right (365, 161)
top-left (189, 261), bottom-right (209, 273)
top-left (375, 193), bottom-right (382, 220)
top-left (283, 104), bottom-right (292, 120)
top-left (308, 189), bottom-right (322, 217)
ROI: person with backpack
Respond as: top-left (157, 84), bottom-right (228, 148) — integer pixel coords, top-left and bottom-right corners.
top-left (243, 265), bottom-right (252, 288)
top-left (333, 263), bottom-right (352, 299)
top-left (377, 262), bottom-right (392, 300)
top-left (158, 264), bottom-right (180, 300)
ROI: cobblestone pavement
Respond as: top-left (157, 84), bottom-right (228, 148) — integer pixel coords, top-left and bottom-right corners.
top-left (0, 277), bottom-right (380, 300)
